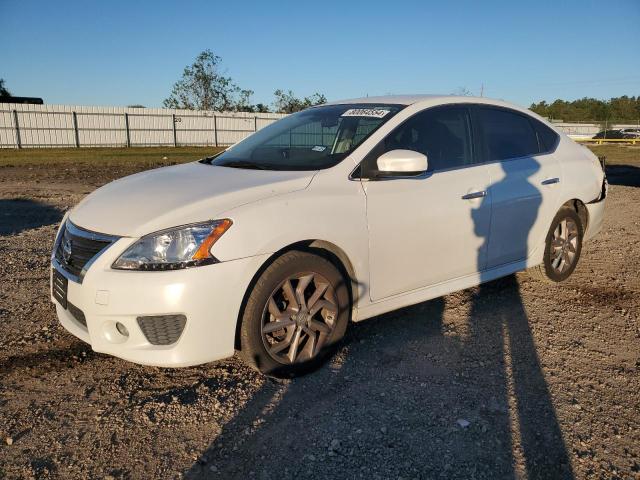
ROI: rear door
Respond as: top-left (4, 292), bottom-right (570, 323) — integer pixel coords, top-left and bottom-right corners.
top-left (474, 106), bottom-right (561, 268)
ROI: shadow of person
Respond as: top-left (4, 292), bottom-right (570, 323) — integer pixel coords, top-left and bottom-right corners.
top-left (502, 276), bottom-right (574, 478)
top-left (184, 295), bottom-right (517, 479)
top-left (470, 157), bottom-right (574, 479)
top-left (0, 198), bottom-right (63, 236)
top-left (183, 288), bottom-right (526, 477)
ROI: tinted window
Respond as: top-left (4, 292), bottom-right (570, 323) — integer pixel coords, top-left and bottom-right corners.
top-left (362, 106), bottom-right (473, 174)
top-left (477, 107), bottom-right (539, 161)
top-left (531, 118), bottom-right (559, 153)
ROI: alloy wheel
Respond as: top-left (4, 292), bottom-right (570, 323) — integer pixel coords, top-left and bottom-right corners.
top-left (261, 272), bottom-right (338, 364)
top-left (550, 217), bottom-right (579, 274)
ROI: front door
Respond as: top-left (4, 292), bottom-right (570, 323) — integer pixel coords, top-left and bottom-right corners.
top-left (361, 105), bottom-right (492, 301)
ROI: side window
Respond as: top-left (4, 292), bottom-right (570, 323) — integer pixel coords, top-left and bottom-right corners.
top-left (530, 118), bottom-right (559, 153)
top-left (477, 107), bottom-right (539, 161)
top-left (362, 106), bottom-right (473, 174)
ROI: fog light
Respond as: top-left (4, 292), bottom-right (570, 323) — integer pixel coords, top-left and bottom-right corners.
top-left (116, 322), bottom-right (129, 337)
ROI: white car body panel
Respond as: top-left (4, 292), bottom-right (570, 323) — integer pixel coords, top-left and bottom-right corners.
top-left (52, 95), bottom-right (606, 367)
top-left (69, 162), bottom-right (315, 237)
top-left (54, 247), bottom-right (271, 367)
top-left (483, 151), bottom-right (561, 268)
top-left (364, 163), bottom-right (492, 300)
top-left (212, 165), bottom-right (371, 302)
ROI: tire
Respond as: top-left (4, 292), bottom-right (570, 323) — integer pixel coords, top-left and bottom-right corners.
top-left (531, 206), bottom-right (584, 283)
top-left (239, 250), bottom-right (350, 376)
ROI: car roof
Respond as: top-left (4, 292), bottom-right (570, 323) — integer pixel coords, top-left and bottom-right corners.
top-left (325, 94), bottom-right (449, 106)
top-left (325, 94), bottom-right (535, 113)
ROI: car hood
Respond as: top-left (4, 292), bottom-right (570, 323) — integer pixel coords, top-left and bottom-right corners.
top-left (69, 162), bottom-right (315, 237)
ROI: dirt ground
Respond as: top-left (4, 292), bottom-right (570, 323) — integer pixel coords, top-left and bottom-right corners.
top-left (0, 145), bottom-right (638, 479)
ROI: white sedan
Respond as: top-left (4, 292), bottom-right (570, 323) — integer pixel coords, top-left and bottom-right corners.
top-left (51, 95), bottom-right (607, 375)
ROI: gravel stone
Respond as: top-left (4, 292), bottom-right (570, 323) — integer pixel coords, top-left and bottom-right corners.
top-left (0, 148), bottom-right (638, 479)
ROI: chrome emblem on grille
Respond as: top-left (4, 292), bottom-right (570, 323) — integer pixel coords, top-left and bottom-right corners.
top-left (62, 238), bottom-right (73, 263)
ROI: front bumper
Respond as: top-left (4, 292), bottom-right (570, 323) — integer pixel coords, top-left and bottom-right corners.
top-left (51, 236), bottom-right (270, 367)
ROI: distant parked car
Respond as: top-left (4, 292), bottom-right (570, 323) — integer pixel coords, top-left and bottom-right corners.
top-left (0, 96), bottom-right (44, 104)
top-left (593, 129), bottom-right (625, 139)
top-left (51, 95), bottom-right (607, 375)
top-left (619, 128), bottom-right (640, 139)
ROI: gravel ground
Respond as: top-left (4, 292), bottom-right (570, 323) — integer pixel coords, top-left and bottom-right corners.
top-left (0, 147), bottom-right (639, 479)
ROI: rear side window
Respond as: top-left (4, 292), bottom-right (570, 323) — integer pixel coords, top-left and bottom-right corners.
top-left (530, 119), bottom-right (560, 153)
top-left (362, 106), bottom-right (474, 174)
top-left (477, 107), bottom-right (539, 161)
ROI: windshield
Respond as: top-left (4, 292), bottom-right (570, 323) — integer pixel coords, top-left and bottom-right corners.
top-left (204, 104), bottom-right (404, 171)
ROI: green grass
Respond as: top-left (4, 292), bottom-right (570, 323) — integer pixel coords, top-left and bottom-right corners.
top-left (0, 146), bottom-right (224, 167)
top-left (585, 144), bottom-right (640, 166)
top-left (0, 144), bottom-right (637, 168)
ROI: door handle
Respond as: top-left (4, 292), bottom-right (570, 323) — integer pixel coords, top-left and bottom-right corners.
top-left (461, 191), bottom-right (487, 200)
top-left (541, 177), bottom-right (560, 185)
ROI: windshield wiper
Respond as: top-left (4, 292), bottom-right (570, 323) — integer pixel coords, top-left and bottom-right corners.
top-left (199, 151), bottom-right (224, 164)
top-left (216, 161), bottom-right (275, 170)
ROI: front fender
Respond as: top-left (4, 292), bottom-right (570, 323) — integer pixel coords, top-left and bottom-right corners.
top-left (210, 172), bottom-right (370, 306)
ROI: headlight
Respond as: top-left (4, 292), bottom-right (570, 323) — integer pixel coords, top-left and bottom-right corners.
top-left (112, 219), bottom-right (232, 271)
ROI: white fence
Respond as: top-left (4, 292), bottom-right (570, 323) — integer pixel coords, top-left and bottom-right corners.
top-left (550, 121), bottom-right (640, 139)
top-left (0, 103), bottom-right (287, 148)
top-left (2, 103), bottom-right (638, 148)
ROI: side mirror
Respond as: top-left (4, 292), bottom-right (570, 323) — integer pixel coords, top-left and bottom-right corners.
top-left (376, 149), bottom-right (428, 175)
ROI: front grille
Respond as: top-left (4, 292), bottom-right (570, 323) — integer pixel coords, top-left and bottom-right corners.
top-left (67, 302), bottom-right (87, 328)
top-left (52, 269), bottom-right (68, 309)
top-left (137, 315), bottom-right (187, 345)
top-left (55, 223), bottom-right (114, 278)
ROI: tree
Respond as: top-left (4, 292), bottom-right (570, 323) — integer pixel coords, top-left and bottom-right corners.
top-left (163, 50), bottom-right (249, 111)
top-left (127, 104), bottom-right (146, 108)
top-left (232, 89), bottom-right (257, 112)
top-left (530, 96), bottom-right (640, 122)
top-left (253, 103), bottom-right (271, 113)
top-left (0, 79), bottom-right (10, 97)
top-left (223, 89), bottom-right (272, 113)
top-left (452, 86), bottom-right (473, 96)
top-left (273, 89), bottom-right (327, 113)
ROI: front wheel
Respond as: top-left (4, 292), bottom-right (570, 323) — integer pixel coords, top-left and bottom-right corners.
top-left (239, 250), bottom-right (350, 376)
top-left (531, 206), bottom-right (584, 283)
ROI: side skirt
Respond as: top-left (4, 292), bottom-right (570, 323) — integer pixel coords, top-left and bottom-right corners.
top-left (354, 253), bottom-right (543, 322)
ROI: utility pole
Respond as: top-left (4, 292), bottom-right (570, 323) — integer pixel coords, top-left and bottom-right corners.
top-left (480, 83), bottom-right (484, 97)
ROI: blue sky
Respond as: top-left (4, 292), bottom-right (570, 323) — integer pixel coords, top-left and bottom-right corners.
top-left (1, 0), bottom-right (639, 109)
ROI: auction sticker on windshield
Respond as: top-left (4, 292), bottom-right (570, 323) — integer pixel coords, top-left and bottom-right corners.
top-left (341, 108), bottom-right (390, 118)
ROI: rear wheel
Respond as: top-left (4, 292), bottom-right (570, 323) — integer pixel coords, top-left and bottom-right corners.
top-left (239, 251), bottom-right (350, 376)
top-left (531, 206), bottom-right (584, 282)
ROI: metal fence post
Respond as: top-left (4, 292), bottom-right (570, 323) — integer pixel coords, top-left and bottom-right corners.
top-left (124, 113), bottom-right (131, 147)
top-left (12, 110), bottom-right (21, 148)
top-left (254, 115), bottom-right (258, 132)
top-left (171, 114), bottom-right (177, 147)
top-left (72, 111), bottom-right (80, 147)
top-left (213, 114), bottom-right (218, 147)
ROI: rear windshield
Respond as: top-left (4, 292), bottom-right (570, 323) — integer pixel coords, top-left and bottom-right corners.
top-left (204, 104), bottom-right (404, 171)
